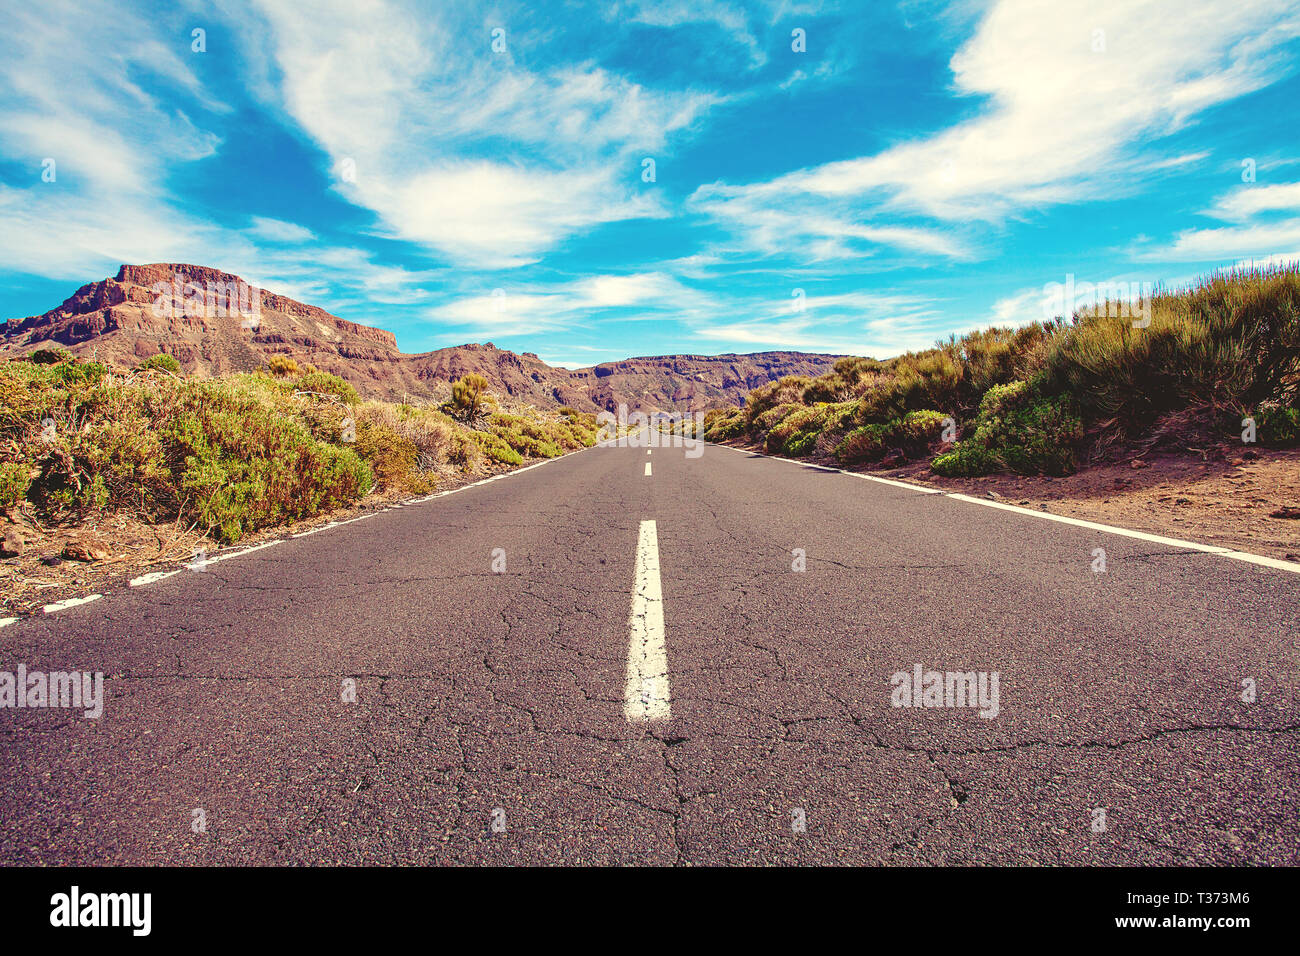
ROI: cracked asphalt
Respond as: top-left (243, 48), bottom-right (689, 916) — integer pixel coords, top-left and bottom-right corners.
top-left (1, 440), bottom-right (1297, 865)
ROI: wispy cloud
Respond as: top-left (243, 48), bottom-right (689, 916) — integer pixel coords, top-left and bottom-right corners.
top-left (245, 0), bottom-right (719, 268)
top-left (692, 0), bottom-right (1300, 264)
top-left (430, 272), bottom-right (716, 336)
top-left (690, 290), bottom-right (942, 355)
top-left (1138, 179), bottom-right (1300, 261)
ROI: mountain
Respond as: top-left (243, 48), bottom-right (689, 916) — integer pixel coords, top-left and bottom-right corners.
top-left (0, 263), bottom-right (844, 412)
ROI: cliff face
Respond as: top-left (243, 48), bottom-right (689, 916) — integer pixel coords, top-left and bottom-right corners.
top-left (2, 263), bottom-right (844, 411)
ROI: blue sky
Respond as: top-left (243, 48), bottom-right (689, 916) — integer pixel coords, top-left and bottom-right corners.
top-left (2, 0), bottom-right (1299, 367)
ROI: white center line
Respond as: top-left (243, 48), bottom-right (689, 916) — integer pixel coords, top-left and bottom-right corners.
top-left (625, 519), bottom-right (670, 722)
top-left (644, 461), bottom-right (652, 476)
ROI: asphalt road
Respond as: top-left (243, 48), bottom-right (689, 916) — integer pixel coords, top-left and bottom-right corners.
top-left (2, 438), bottom-right (1297, 865)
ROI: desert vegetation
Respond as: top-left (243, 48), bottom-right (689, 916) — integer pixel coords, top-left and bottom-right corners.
top-left (703, 264), bottom-right (1300, 476)
top-left (0, 359), bottom-right (599, 544)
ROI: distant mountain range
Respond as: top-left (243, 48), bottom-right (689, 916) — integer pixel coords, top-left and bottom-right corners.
top-left (1, 263), bottom-right (844, 412)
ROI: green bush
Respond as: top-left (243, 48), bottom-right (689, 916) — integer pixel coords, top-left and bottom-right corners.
top-left (0, 357), bottom-right (590, 542)
top-left (745, 376), bottom-right (812, 424)
top-left (765, 406), bottom-right (824, 455)
top-left (267, 355), bottom-right (300, 377)
top-left (836, 423), bottom-right (892, 465)
top-left (894, 409), bottom-right (949, 446)
top-left (165, 383), bottom-right (374, 540)
top-left (1256, 404), bottom-right (1300, 446)
top-left (27, 349), bottom-right (70, 365)
top-left (0, 462), bottom-right (30, 508)
top-left (469, 430), bottom-right (524, 465)
top-left (3, 364), bottom-right (378, 540)
top-left (137, 353), bottom-right (181, 374)
top-left (703, 407), bottom-right (746, 441)
top-left (835, 409), bottom-right (947, 466)
top-left (1042, 264), bottom-right (1300, 426)
top-left (450, 373), bottom-right (490, 419)
top-left (51, 361), bottom-right (109, 386)
top-left (931, 382), bottom-right (1082, 476)
top-left (708, 264), bottom-right (1298, 473)
top-left (931, 443), bottom-right (998, 477)
top-left (487, 412), bottom-right (591, 458)
top-left (296, 371), bottom-right (360, 404)
top-left (973, 382), bottom-right (1081, 474)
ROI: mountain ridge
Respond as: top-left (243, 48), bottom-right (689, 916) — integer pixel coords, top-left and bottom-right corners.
top-left (1, 263), bottom-right (844, 412)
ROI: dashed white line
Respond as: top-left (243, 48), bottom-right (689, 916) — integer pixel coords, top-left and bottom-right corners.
top-left (644, 461), bottom-right (652, 476)
top-left (0, 617), bottom-right (18, 628)
top-left (625, 519), bottom-right (670, 723)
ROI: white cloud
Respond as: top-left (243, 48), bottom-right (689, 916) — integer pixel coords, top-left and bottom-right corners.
top-left (1159, 219), bottom-right (1300, 260)
top-left (989, 287), bottom-right (1054, 327)
top-left (1233, 251), bottom-right (1300, 269)
top-left (0, 1), bottom-right (228, 280)
top-left (1204, 182), bottom-right (1300, 221)
top-left (690, 290), bottom-right (942, 355)
top-left (362, 163), bottom-right (664, 269)
top-left (0, 3), bottom-right (221, 196)
top-left (689, 191), bottom-right (971, 261)
top-left (247, 217), bottom-right (317, 244)
top-left (612, 0), bottom-right (766, 68)
top-left (429, 272), bottom-right (715, 336)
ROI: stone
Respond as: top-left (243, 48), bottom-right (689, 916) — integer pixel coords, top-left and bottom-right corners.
top-left (62, 534), bottom-right (111, 561)
top-left (0, 529), bottom-right (22, 557)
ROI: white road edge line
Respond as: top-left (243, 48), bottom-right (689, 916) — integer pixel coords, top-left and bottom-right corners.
top-left (203, 539), bottom-right (284, 565)
top-left (127, 540), bottom-right (284, 588)
top-left (946, 493), bottom-right (1300, 572)
top-left (43, 594), bottom-right (101, 614)
top-left (625, 519), bottom-right (670, 723)
top-left (706, 441), bottom-right (1300, 575)
top-left (129, 570), bottom-right (182, 587)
